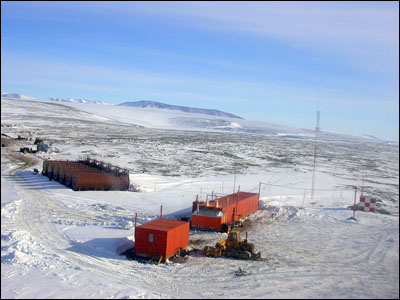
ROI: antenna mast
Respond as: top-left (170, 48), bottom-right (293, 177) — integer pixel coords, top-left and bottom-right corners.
top-left (311, 108), bottom-right (320, 199)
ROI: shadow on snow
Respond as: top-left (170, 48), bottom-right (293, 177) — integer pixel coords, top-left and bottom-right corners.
top-left (66, 237), bottom-right (135, 260)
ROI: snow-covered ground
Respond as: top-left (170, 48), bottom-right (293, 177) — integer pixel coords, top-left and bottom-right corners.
top-left (1, 98), bottom-right (399, 298)
top-left (1, 94), bottom-right (382, 142)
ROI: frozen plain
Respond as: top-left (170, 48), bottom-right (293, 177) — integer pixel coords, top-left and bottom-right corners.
top-left (1, 98), bottom-right (399, 298)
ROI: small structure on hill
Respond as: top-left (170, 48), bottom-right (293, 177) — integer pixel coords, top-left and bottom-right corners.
top-left (37, 143), bottom-right (50, 152)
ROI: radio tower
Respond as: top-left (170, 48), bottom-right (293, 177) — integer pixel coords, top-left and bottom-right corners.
top-left (311, 108), bottom-right (320, 199)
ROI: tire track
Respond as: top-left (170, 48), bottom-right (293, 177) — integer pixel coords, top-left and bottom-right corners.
top-left (3, 152), bottom-right (167, 296)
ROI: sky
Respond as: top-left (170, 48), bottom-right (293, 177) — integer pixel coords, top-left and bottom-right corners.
top-left (1, 1), bottom-right (399, 141)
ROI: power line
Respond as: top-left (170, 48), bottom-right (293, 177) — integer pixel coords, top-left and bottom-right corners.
top-left (259, 181), bottom-right (346, 192)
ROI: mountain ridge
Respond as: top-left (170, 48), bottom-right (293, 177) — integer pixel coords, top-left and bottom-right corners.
top-left (118, 100), bottom-right (243, 119)
top-left (47, 97), bottom-right (114, 105)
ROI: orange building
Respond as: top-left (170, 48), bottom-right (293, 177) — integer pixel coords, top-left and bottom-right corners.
top-left (134, 218), bottom-right (190, 260)
top-left (191, 191), bottom-right (259, 231)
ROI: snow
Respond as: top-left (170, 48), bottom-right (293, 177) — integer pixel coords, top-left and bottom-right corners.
top-left (1, 97), bottom-right (399, 298)
top-left (47, 97), bottom-right (114, 105)
top-left (2, 94), bottom-right (381, 142)
top-left (1, 93), bottom-right (37, 100)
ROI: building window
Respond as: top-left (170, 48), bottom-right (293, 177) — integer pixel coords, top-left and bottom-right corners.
top-left (148, 233), bottom-right (154, 242)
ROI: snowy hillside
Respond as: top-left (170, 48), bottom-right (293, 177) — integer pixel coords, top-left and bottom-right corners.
top-left (1, 97), bottom-right (398, 298)
top-left (58, 100), bottom-right (382, 142)
top-left (1, 93), bottom-right (381, 142)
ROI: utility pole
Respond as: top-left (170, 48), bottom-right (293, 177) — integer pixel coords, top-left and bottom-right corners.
top-left (233, 170), bottom-right (237, 194)
top-left (311, 108), bottom-right (320, 199)
top-left (352, 187), bottom-right (357, 219)
top-left (361, 176), bottom-right (364, 196)
top-left (301, 190), bottom-right (307, 209)
top-left (134, 212), bottom-right (137, 231)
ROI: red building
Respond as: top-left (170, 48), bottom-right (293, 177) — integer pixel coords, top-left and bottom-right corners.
top-left (191, 191), bottom-right (259, 231)
top-left (42, 159), bottom-right (129, 191)
top-left (134, 218), bottom-right (190, 260)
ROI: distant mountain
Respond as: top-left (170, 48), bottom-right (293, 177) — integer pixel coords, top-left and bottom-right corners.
top-left (1, 93), bottom-right (37, 100)
top-left (47, 97), bottom-right (114, 105)
top-left (118, 100), bottom-right (243, 119)
top-left (1, 93), bottom-right (113, 105)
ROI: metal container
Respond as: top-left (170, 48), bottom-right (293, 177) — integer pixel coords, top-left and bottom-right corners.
top-left (58, 164), bottom-right (94, 184)
top-left (191, 192), bottom-right (259, 231)
top-left (54, 162), bottom-right (85, 182)
top-left (43, 159), bottom-right (64, 175)
top-left (191, 213), bottom-right (226, 230)
top-left (46, 161), bottom-right (68, 180)
top-left (71, 172), bottom-right (106, 191)
top-left (71, 172), bottom-right (128, 191)
top-left (134, 218), bottom-right (189, 260)
top-left (63, 167), bottom-right (97, 186)
top-left (43, 160), bottom-right (129, 191)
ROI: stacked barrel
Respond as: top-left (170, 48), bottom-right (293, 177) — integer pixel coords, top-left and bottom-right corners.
top-left (42, 160), bottom-right (129, 191)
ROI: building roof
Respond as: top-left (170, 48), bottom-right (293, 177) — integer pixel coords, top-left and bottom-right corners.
top-left (137, 218), bottom-right (188, 232)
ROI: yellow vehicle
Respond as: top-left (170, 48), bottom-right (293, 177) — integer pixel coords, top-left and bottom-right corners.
top-left (203, 229), bottom-right (261, 260)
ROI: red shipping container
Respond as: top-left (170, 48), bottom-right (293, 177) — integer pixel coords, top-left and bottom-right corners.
top-left (71, 172), bottom-right (129, 191)
top-left (134, 218), bottom-right (189, 260)
top-left (192, 192), bottom-right (259, 231)
top-left (45, 160), bottom-right (66, 179)
top-left (43, 160), bottom-right (130, 191)
top-left (59, 165), bottom-right (94, 184)
top-left (191, 213), bottom-right (226, 230)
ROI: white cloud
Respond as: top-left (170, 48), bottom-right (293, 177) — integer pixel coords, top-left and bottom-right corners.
top-left (110, 1), bottom-right (399, 74)
top-left (4, 2), bottom-right (398, 74)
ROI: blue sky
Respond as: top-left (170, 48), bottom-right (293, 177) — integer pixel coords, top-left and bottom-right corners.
top-left (1, 1), bottom-right (399, 141)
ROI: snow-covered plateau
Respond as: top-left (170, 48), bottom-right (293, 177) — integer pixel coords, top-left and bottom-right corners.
top-left (1, 97), bottom-right (399, 298)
